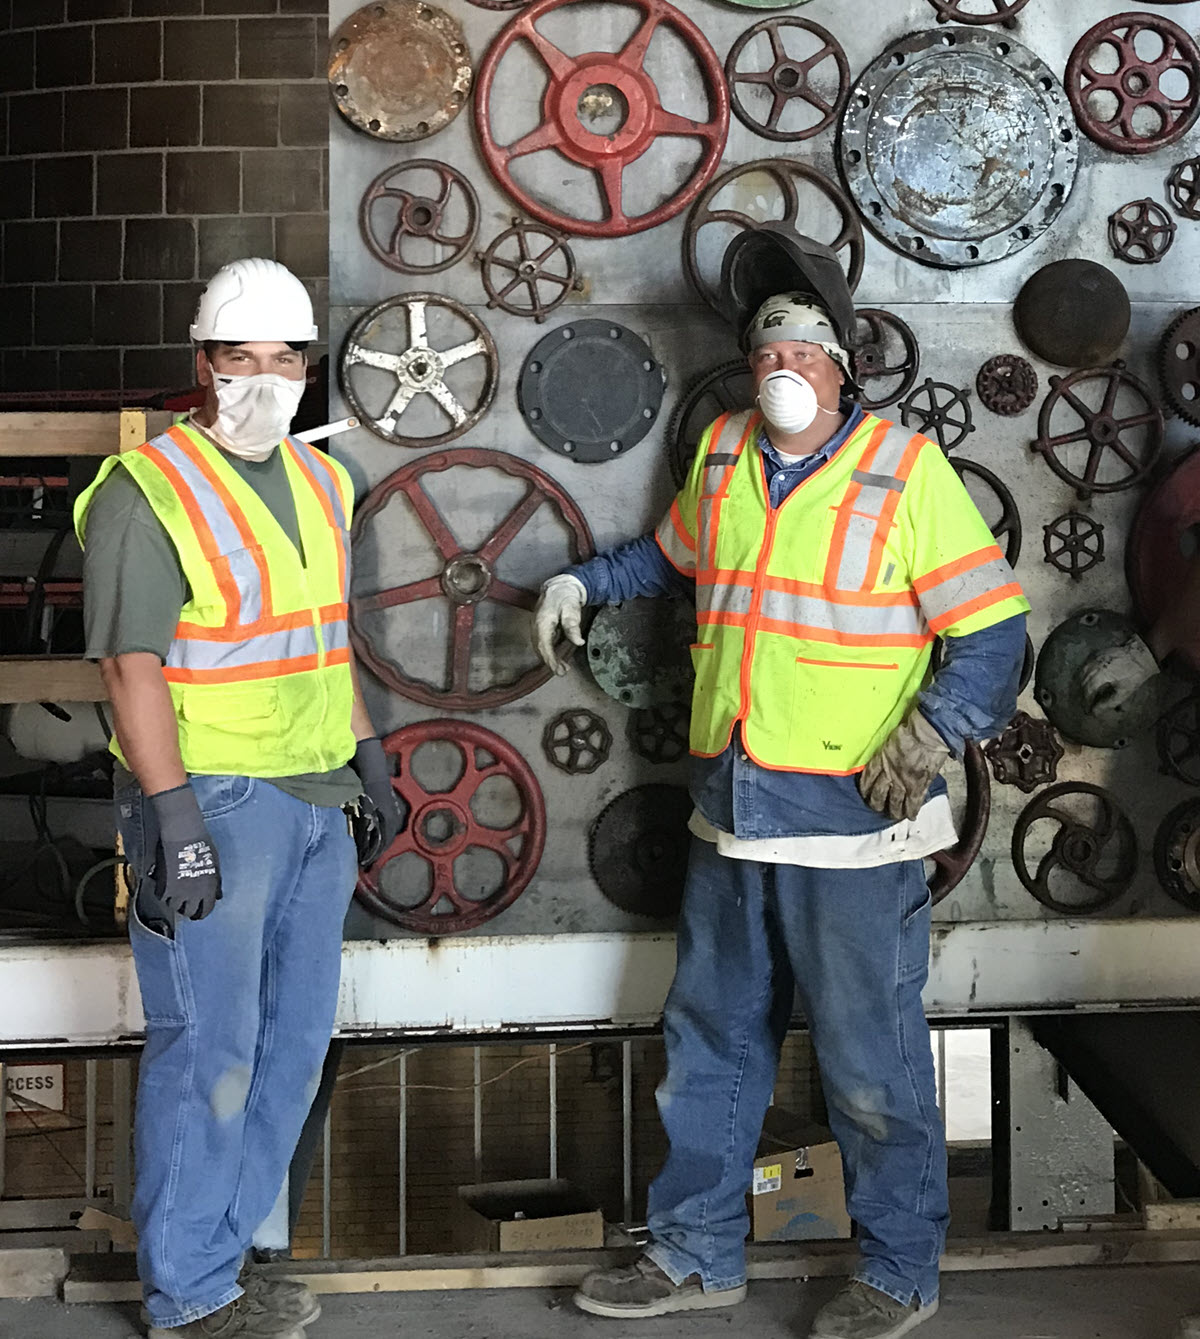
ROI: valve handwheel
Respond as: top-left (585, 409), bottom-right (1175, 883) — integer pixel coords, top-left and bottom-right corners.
top-left (928, 740), bottom-right (991, 904)
top-left (357, 719), bottom-right (546, 935)
top-left (474, 0), bottom-right (730, 238)
top-left (725, 17), bottom-right (850, 143)
top-left (350, 448), bottom-right (594, 710)
top-left (359, 160), bottom-right (480, 276)
top-left (853, 309), bottom-right (920, 412)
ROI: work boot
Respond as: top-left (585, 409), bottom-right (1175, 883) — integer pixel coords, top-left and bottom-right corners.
top-left (146, 1295), bottom-right (304, 1339)
top-left (238, 1263), bottom-right (320, 1328)
top-left (809, 1281), bottom-right (938, 1339)
top-left (573, 1254), bottom-right (747, 1318)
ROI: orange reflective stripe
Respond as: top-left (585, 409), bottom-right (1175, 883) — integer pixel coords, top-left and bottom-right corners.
top-left (927, 583), bottom-right (1024, 635)
top-left (755, 617), bottom-right (931, 648)
top-left (701, 569), bottom-right (921, 609)
top-left (796, 657), bottom-right (900, 671)
top-left (285, 439), bottom-right (348, 598)
top-left (823, 420), bottom-right (891, 590)
top-left (913, 544), bottom-right (1004, 593)
top-left (655, 530), bottom-right (692, 576)
top-left (669, 499), bottom-right (696, 553)
top-left (862, 432), bottom-right (924, 589)
top-left (175, 602), bottom-right (348, 642)
top-left (163, 646), bottom-right (350, 685)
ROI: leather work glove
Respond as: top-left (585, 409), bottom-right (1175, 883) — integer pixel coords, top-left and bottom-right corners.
top-left (1079, 635), bottom-right (1159, 714)
top-left (349, 736), bottom-right (406, 865)
top-left (148, 783), bottom-right (222, 921)
top-left (859, 710), bottom-right (952, 823)
top-left (533, 574), bottom-right (587, 675)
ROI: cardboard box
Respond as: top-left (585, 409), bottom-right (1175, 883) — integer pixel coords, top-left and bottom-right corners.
top-left (750, 1107), bottom-right (852, 1242)
top-left (454, 1179), bottom-right (604, 1253)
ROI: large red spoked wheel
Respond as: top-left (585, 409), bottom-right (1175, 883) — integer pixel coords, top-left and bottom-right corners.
top-left (350, 448), bottom-right (594, 709)
top-left (928, 740), bottom-right (992, 905)
top-left (357, 720), bottom-right (546, 935)
top-left (474, 0), bottom-right (730, 238)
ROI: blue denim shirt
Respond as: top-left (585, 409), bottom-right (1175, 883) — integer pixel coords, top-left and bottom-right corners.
top-left (570, 411), bottom-right (1026, 838)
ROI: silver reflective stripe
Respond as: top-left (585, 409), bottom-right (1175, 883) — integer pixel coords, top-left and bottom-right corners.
top-left (870, 424), bottom-right (917, 478)
top-left (324, 618), bottom-right (349, 652)
top-left (224, 548), bottom-right (263, 624)
top-left (291, 439), bottom-right (348, 531)
top-left (149, 434), bottom-right (244, 557)
top-left (656, 513), bottom-right (695, 573)
top-left (919, 553), bottom-right (1017, 624)
top-left (697, 581), bottom-right (753, 618)
top-left (759, 588), bottom-right (926, 637)
top-left (833, 512), bottom-right (877, 591)
top-left (851, 470), bottom-right (906, 492)
top-left (167, 623), bottom-right (320, 671)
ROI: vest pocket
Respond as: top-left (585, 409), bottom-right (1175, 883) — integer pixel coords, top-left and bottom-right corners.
top-left (180, 685), bottom-right (279, 731)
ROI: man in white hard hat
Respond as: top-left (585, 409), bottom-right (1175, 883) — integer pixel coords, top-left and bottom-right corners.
top-left (74, 259), bottom-right (404, 1339)
top-left (534, 281), bottom-right (1029, 1339)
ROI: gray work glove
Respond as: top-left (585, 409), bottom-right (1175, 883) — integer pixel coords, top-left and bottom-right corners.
top-left (859, 710), bottom-right (952, 823)
top-left (149, 783), bottom-right (222, 921)
top-left (1079, 635), bottom-right (1159, 714)
top-left (349, 737), bottom-right (406, 865)
top-left (533, 574), bottom-right (587, 675)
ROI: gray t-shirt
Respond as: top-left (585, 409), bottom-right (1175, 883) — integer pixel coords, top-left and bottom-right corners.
top-left (82, 445), bottom-right (361, 809)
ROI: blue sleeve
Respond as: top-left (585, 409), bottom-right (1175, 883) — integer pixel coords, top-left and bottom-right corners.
top-left (566, 533), bottom-right (692, 604)
top-left (919, 613), bottom-right (1027, 755)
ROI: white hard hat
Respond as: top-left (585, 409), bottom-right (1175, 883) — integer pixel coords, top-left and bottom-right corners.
top-left (189, 257), bottom-right (318, 343)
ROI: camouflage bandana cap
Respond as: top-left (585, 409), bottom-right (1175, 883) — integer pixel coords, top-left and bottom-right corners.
top-left (748, 293), bottom-right (852, 377)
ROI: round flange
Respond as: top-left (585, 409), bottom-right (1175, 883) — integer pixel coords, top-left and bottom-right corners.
top-left (359, 159), bottom-right (480, 275)
top-left (683, 157), bottom-right (864, 314)
top-left (928, 740), bottom-right (992, 904)
top-left (1129, 445), bottom-right (1200, 674)
top-left (1159, 308), bottom-right (1200, 426)
top-left (1035, 609), bottom-right (1161, 749)
top-left (725, 17), bottom-right (849, 142)
top-left (588, 784), bottom-right (691, 919)
top-left (329, 1), bottom-right (473, 142)
top-left (478, 220), bottom-right (577, 323)
top-left (1043, 512), bottom-right (1105, 580)
top-left (976, 354), bottom-right (1038, 417)
top-left (1032, 361), bottom-right (1164, 500)
top-left (542, 708), bottom-right (612, 774)
top-left (350, 448), bottom-right (594, 710)
top-left (473, 0), bottom-right (729, 239)
top-left (1066, 12), bottom-right (1200, 156)
top-left (1012, 782), bottom-right (1137, 916)
top-left (1108, 197), bottom-right (1177, 264)
top-left (839, 27), bottom-right (1077, 269)
top-left (587, 598), bottom-right (695, 709)
top-left (853, 309), bottom-right (921, 413)
top-left (1158, 695), bottom-right (1200, 786)
top-left (628, 700), bottom-right (690, 765)
top-left (927, 0), bottom-right (1032, 23)
top-left (667, 359), bottom-right (756, 488)
top-left (518, 320), bottom-right (665, 463)
top-left (899, 378), bottom-right (975, 453)
top-left (1014, 260), bottom-right (1131, 369)
top-left (950, 458), bottom-right (1021, 566)
top-left (1168, 157), bottom-right (1200, 219)
top-left (1155, 799), bottom-right (1200, 911)
top-left (356, 719), bottom-right (546, 935)
top-left (339, 294), bottom-right (498, 447)
top-left (984, 710), bottom-right (1064, 793)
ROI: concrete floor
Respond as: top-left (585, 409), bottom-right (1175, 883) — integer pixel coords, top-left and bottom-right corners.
top-left (1, 1267), bottom-right (1197, 1338)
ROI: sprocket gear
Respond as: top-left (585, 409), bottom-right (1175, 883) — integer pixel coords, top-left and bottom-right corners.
top-left (976, 354), bottom-right (1038, 417)
top-left (588, 784), bottom-right (691, 919)
top-left (1159, 308), bottom-right (1200, 427)
top-left (1155, 799), bottom-right (1200, 912)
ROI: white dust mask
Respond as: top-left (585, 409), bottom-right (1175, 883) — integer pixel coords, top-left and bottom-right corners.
top-left (199, 372), bottom-right (306, 462)
top-left (757, 369), bottom-right (821, 435)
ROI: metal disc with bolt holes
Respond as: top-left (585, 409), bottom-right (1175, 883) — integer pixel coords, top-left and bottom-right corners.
top-left (588, 784), bottom-right (692, 919)
top-left (518, 320), bottom-right (665, 462)
top-left (586, 598), bottom-right (695, 709)
top-left (839, 27), bottom-right (1077, 269)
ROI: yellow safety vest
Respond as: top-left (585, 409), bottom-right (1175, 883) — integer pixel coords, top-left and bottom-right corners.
top-left (655, 409), bottom-right (1029, 774)
top-left (74, 422), bottom-right (356, 778)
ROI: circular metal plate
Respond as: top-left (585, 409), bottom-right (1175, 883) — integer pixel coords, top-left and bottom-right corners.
top-left (1014, 259), bottom-right (1131, 368)
top-left (839, 27), bottom-right (1077, 268)
top-left (586, 598), bottom-right (695, 708)
top-left (329, 1), bottom-right (473, 142)
top-left (518, 320), bottom-right (665, 462)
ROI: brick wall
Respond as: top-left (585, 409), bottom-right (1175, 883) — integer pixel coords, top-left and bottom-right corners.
top-left (0, 0), bottom-right (328, 402)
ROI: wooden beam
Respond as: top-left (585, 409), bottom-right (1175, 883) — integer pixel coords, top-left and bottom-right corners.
top-left (0, 410), bottom-right (172, 458)
top-left (0, 658), bottom-right (105, 705)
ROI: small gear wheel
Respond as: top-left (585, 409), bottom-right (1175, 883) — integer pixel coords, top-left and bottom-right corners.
top-left (477, 218), bottom-right (578, 323)
top-left (976, 354), bottom-right (1038, 417)
top-left (588, 784), bottom-right (692, 919)
top-left (628, 701), bottom-right (690, 765)
top-left (1108, 198), bottom-right (1177, 265)
top-left (542, 708), bottom-right (612, 775)
top-left (899, 378), bottom-right (975, 453)
top-left (1155, 798), bottom-right (1200, 911)
top-left (1168, 157), bottom-right (1200, 220)
top-left (1043, 512), bottom-right (1105, 580)
top-left (984, 711), bottom-right (1065, 793)
top-left (1159, 308), bottom-right (1200, 427)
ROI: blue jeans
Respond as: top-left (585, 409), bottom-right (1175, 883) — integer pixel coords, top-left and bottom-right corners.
top-left (116, 775), bottom-right (356, 1328)
top-left (645, 838), bottom-right (947, 1309)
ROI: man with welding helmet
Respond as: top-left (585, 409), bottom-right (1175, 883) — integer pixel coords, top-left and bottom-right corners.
top-left (533, 228), bottom-right (1030, 1339)
top-left (74, 258), bottom-right (404, 1339)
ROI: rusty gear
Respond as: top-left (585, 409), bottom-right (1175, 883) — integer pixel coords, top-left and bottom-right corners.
top-left (1156, 799), bottom-right (1200, 912)
top-left (478, 219), bottom-right (577, 323)
top-left (976, 354), bottom-right (1038, 417)
top-left (588, 785), bottom-right (691, 920)
top-left (1043, 512), bottom-right (1105, 580)
top-left (1158, 695), bottom-right (1200, 787)
top-left (1159, 308), bottom-right (1200, 426)
top-left (899, 379), bottom-right (975, 453)
top-left (667, 359), bottom-right (755, 487)
top-left (542, 708), bottom-right (612, 774)
top-left (628, 701), bottom-right (690, 766)
top-left (1168, 157), bottom-right (1200, 219)
top-left (927, 0), bottom-right (1032, 23)
top-left (359, 160), bottom-right (479, 275)
top-left (1066, 13), bottom-right (1200, 156)
top-left (1108, 198), bottom-right (1177, 265)
top-left (984, 712), bottom-right (1065, 793)
top-left (853, 309), bottom-right (920, 413)
top-left (725, 17), bottom-right (849, 143)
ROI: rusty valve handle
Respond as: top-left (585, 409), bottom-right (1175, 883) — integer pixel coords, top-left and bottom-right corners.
top-left (474, 0), bottom-right (729, 238)
top-left (927, 0), bottom-right (1032, 23)
top-left (853, 309), bottom-right (920, 412)
top-left (479, 222), bottom-right (577, 322)
top-left (725, 17), bottom-right (850, 143)
top-left (927, 739), bottom-right (991, 905)
top-left (359, 160), bottom-right (480, 276)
